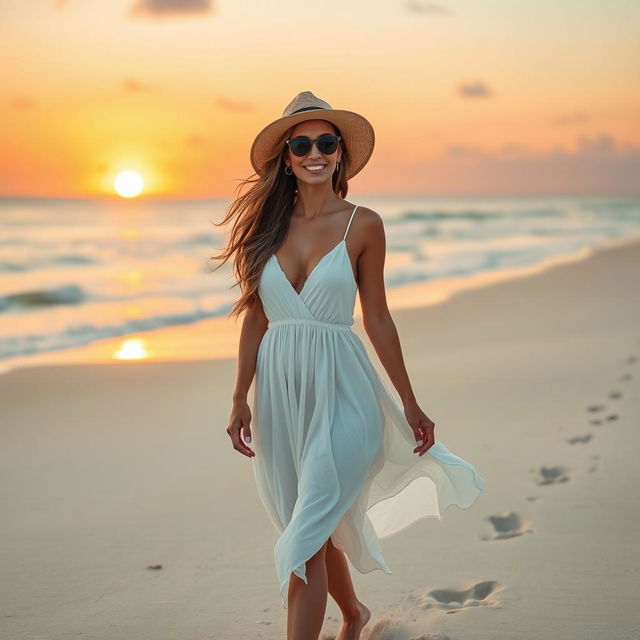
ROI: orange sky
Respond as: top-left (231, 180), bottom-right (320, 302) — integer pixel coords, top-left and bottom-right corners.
top-left (1, 0), bottom-right (639, 198)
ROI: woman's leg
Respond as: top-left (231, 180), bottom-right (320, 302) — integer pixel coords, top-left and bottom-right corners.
top-left (325, 538), bottom-right (361, 619)
top-left (287, 540), bottom-right (330, 640)
top-left (325, 539), bottom-right (371, 639)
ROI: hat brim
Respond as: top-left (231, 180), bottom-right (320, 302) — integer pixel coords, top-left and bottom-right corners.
top-left (250, 108), bottom-right (375, 181)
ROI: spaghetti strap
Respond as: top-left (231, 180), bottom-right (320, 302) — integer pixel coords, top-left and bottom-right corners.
top-left (342, 205), bottom-right (359, 241)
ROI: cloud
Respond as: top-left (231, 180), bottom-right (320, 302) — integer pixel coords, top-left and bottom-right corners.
top-left (574, 132), bottom-right (617, 156)
top-left (128, 0), bottom-right (213, 19)
top-left (215, 96), bottom-right (254, 112)
top-left (444, 133), bottom-right (638, 160)
top-left (122, 78), bottom-right (156, 93)
top-left (369, 132), bottom-right (640, 195)
top-left (405, 1), bottom-right (451, 15)
top-left (550, 111), bottom-right (590, 127)
top-left (458, 81), bottom-right (494, 98)
top-left (431, 133), bottom-right (640, 194)
top-left (8, 97), bottom-right (36, 110)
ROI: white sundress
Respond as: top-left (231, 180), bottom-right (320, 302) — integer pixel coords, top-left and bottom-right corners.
top-left (250, 204), bottom-right (485, 609)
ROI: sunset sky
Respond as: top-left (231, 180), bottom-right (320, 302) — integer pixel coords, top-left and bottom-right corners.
top-left (1, 0), bottom-right (639, 199)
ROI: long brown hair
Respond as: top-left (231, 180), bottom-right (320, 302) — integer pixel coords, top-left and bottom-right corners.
top-left (210, 120), bottom-right (352, 319)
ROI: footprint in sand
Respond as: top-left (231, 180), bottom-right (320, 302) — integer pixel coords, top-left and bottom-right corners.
top-left (587, 404), bottom-right (606, 413)
top-left (406, 580), bottom-right (501, 612)
top-left (619, 373), bottom-right (632, 382)
top-left (365, 619), bottom-right (450, 640)
top-left (364, 617), bottom-right (401, 640)
top-left (625, 355), bottom-right (637, 365)
top-left (567, 433), bottom-right (593, 444)
top-left (533, 465), bottom-right (570, 485)
top-left (609, 391), bottom-right (622, 399)
top-left (482, 511), bottom-right (532, 540)
top-left (588, 404), bottom-right (620, 425)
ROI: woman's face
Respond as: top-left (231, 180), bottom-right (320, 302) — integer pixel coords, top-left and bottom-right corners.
top-left (285, 119), bottom-right (342, 184)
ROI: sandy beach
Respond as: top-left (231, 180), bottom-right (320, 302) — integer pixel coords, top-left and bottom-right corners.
top-left (2, 236), bottom-right (639, 640)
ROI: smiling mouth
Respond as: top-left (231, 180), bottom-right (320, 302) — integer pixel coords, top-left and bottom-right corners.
top-left (303, 165), bottom-right (327, 173)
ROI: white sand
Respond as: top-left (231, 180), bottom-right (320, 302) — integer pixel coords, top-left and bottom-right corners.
top-left (1, 237), bottom-right (639, 640)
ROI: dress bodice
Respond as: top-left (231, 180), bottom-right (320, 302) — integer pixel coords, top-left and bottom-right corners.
top-left (258, 206), bottom-right (359, 328)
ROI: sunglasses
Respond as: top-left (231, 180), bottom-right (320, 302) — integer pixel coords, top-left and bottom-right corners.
top-left (285, 134), bottom-right (342, 157)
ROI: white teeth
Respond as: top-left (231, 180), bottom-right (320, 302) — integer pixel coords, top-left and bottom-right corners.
top-left (305, 165), bottom-right (325, 171)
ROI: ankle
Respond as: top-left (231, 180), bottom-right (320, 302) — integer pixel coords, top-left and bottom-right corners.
top-left (341, 600), bottom-right (364, 623)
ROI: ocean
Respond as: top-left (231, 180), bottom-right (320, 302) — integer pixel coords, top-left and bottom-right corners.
top-left (1, 194), bottom-right (639, 373)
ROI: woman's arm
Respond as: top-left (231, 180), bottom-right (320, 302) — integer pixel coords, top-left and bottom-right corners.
top-left (356, 209), bottom-right (435, 456)
top-left (227, 295), bottom-right (268, 458)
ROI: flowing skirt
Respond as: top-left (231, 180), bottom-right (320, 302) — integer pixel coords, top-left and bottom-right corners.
top-left (250, 323), bottom-right (485, 609)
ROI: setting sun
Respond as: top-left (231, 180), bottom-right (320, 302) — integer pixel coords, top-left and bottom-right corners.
top-left (114, 171), bottom-right (144, 198)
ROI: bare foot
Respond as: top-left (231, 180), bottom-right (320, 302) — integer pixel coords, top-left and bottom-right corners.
top-left (335, 601), bottom-right (371, 640)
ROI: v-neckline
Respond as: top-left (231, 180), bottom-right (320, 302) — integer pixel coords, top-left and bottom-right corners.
top-left (272, 239), bottom-right (346, 297)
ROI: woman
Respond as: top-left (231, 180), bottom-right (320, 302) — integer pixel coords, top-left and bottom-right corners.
top-left (216, 91), bottom-right (485, 640)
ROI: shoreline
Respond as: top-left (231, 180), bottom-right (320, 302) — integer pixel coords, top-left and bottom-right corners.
top-left (2, 232), bottom-right (639, 377)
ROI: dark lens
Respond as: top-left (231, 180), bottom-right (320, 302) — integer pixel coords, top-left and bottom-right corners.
top-left (289, 137), bottom-right (311, 157)
top-left (317, 134), bottom-right (339, 154)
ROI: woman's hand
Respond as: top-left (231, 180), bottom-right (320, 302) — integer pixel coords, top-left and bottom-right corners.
top-left (226, 400), bottom-right (255, 458)
top-left (404, 400), bottom-right (436, 456)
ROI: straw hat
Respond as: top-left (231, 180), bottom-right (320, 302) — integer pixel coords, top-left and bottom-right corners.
top-left (250, 91), bottom-right (375, 180)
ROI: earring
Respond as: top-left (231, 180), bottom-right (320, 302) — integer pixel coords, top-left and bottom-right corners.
top-left (335, 161), bottom-right (340, 173)
top-left (284, 165), bottom-right (293, 175)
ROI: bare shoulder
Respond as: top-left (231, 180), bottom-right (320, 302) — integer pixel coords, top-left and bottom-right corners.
top-left (353, 206), bottom-right (385, 250)
top-left (351, 207), bottom-right (387, 296)
top-left (354, 205), bottom-right (382, 226)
